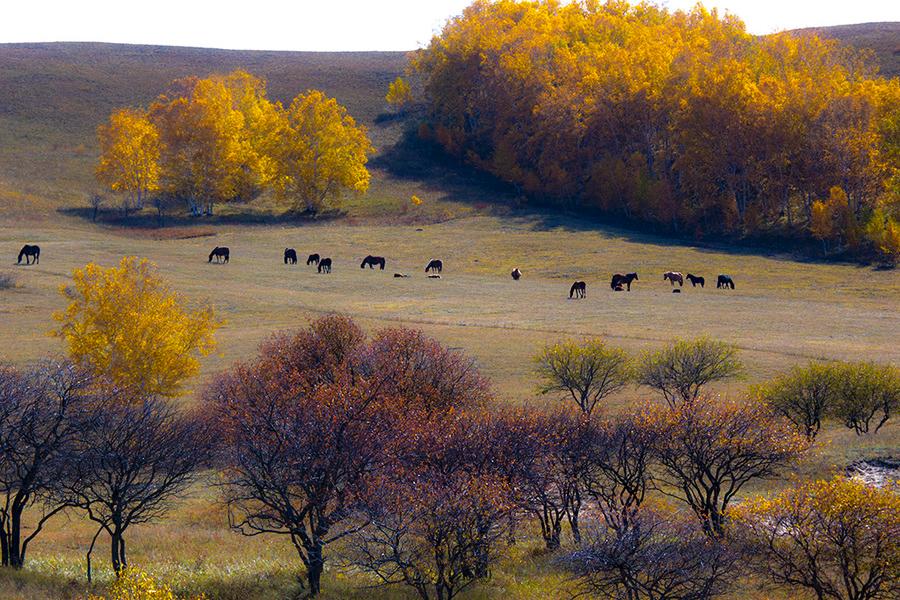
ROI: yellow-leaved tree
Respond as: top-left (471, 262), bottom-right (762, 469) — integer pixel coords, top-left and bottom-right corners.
top-left (810, 200), bottom-right (834, 254)
top-left (54, 257), bottom-right (220, 397)
top-left (865, 208), bottom-right (900, 265)
top-left (149, 76), bottom-right (250, 216)
top-left (96, 108), bottom-right (161, 214)
top-left (386, 77), bottom-right (413, 109)
top-left (272, 90), bottom-right (374, 214)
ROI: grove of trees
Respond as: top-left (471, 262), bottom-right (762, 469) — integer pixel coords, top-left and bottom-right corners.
top-left (96, 71), bottom-right (373, 218)
top-left (405, 0), bottom-right (900, 262)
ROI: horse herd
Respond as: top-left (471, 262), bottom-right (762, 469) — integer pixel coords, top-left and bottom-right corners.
top-left (15, 243), bottom-right (737, 296)
top-left (567, 271), bottom-right (736, 298)
top-left (206, 246), bottom-right (437, 276)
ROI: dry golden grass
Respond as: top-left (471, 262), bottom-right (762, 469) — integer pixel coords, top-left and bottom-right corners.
top-left (0, 212), bottom-right (897, 599)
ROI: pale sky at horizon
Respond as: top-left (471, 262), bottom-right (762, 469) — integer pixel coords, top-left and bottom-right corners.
top-left (1, 1), bottom-right (898, 52)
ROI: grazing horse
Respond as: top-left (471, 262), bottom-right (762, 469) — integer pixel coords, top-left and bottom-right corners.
top-left (307, 253), bottom-right (321, 266)
top-left (717, 275), bottom-right (735, 289)
top-left (318, 258), bottom-right (332, 273)
top-left (17, 245), bottom-right (40, 265)
top-left (569, 281), bottom-right (586, 299)
top-left (610, 272), bottom-right (638, 291)
top-left (284, 248), bottom-right (298, 265)
top-left (208, 247), bottom-right (229, 263)
top-left (511, 268), bottom-right (522, 281)
top-left (425, 259), bottom-right (443, 273)
top-left (686, 274), bottom-right (705, 288)
top-left (361, 255), bottom-right (386, 270)
top-left (663, 271), bottom-right (684, 286)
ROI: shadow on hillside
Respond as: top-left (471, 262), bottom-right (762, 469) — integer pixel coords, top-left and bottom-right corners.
top-left (369, 122), bottom-right (521, 208)
top-left (371, 120), bottom-right (883, 267)
top-left (57, 206), bottom-right (346, 232)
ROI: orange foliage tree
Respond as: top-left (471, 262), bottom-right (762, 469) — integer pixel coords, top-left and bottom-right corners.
top-left (411, 1), bottom-right (899, 249)
top-left (98, 71), bottom-right (372, 218)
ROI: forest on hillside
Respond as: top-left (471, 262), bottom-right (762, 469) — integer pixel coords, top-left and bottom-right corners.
top-left (400, 0), bottom-right (900, 261)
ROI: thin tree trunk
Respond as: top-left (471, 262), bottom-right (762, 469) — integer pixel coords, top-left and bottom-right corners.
top-left (86, 527), bottom-right (102, 583)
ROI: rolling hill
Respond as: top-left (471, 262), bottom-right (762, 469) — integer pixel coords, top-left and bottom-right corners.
top-left (794, 22), bottom-right (900, 77)
top-left (1, 23), bottom-right (897, 222)
top-left (0, 43), bottom-right (409, 216)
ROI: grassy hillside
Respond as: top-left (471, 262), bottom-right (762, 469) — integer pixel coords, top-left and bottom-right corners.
top-left (794, 22), bottom-right (900, 77)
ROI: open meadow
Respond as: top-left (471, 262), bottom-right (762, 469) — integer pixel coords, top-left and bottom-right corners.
top-left (1, 213), bottom-right (898, 599)
top-left (0, 37), bottom-right (898, 600)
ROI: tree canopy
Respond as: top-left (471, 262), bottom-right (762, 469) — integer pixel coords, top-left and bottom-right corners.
top-left (411, 0), bottom-right (900, 260)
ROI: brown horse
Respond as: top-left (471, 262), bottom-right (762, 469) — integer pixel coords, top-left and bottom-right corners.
top-left (284, 248), bottom-right (298, 265)
top-left (17, 245), bottom-right (40, 265)
top-left (686, 274), bottom-right (705, 288)
top-left (610, 272), bottom-right (638, 291)
top-left (208, 247), bottom-right (229, 263)
top-left (425, 259), bottom-right (443, 273)
top-left (361, 255), bottom-right (386, 270)
top-left (717, 275), bottom-right (735, 289)
top-left (511, 268), bottom-right (522, 280)
top-left (318, 258), bottom-right (332, 273)
top-left (664, 271), bottom-right (684, 286)
top-left (569, 281), bottom-right (586, 299)
top-left (307, 253), bottom-right (320, 266)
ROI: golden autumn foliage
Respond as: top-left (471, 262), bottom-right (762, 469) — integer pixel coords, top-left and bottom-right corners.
top-left (732, 477), bottom-right (900, 600)
top-left (96, 108), bottom-right (161, 213)
top-left (87, 567), bottom-right (206, 600)
top-left (865, 207), bottom-right (900, 264)
top-left (53, 257), bottom-right (220, 397)
top-left (271, 90), bottom-right (374, 213)
top-left (386, 76), bottom-right (413, 108)
top-left (411, 0), bottom-right (900, 249)
top-left (98, 70), bottom-right (372, 216)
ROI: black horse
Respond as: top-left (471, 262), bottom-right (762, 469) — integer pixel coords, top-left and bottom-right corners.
top-left (307, 253), bottom-right (321, 266)
top-left (686, 274), bottom-right (705, 288)
top-left (361, 255), bottom-right (386, 270)
top-left (511, 268), bottom-right (522, 281)
top-left (717, 275), bottom-right (735, 289)
top-left (318, 258), bottom-right (332, 273)
top-left (569, 281), bottom-right (586, 299)
top-left (17, 245), bottom-right (40, 265)
top-left (209, 247), bottom-right (230, 263)
top-left (284, 248), bottom-right (298, 265)
top-left (610, 272), bottom-right (638, 291)
top-left (425, 259), bottom-right (443, 273)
